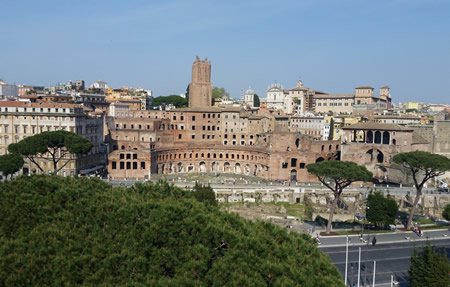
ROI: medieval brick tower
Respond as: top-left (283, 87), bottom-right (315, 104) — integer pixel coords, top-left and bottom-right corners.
top-left (188, 56), bottom-right (212, 108)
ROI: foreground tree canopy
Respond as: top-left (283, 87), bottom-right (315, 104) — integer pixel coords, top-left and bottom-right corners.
top-left (8, 130), bottom-right (93, 174)
top-left (307, 161), bottom-right (373, 233)
top-left (393, 151), bottom-right (450, 229)
top-left (409, 243), bottom-right (450, 287)
top-left (0, 176), bottom-right (344, 286)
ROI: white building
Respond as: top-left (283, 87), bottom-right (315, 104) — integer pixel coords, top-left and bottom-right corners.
top-left (244, 87), bottom-right (255, 108)
top-left (92, 80), bottom-right (108, 90)
top-left (0, 81), bottom-right (18, 98)
top-left (284, 80), bottom-right (307, 115)
top-left (266, 83), bottom-right (286, 110)
top-left (0, 101), bottom-right (106, 176)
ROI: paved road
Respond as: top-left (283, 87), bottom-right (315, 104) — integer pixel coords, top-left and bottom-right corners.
top-left (320, 231), bottom-right (450, 287)
top-left (319, 229), bottom-right (450, 247)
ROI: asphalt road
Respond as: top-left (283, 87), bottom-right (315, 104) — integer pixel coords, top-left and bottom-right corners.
top-left (321, 235), bottom-right (450, 287)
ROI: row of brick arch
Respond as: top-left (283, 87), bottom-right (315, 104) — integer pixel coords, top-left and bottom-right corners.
top-left (157, 161), bottom-right (269, 177)
top-left (153, 150), bottom-right (268, 163)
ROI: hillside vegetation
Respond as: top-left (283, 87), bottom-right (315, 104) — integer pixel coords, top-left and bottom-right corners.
top-left (0, 175), bottom-right (343, 286)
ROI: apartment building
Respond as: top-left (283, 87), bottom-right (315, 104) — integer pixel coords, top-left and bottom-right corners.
top-left (0, 101), bottom-right (106, 176)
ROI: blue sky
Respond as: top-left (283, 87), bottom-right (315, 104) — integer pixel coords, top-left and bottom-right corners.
top-left (1, 0), bottom-right (449, 104)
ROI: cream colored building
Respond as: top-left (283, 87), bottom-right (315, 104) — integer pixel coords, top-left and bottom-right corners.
top-left (0, 101), bottom-right (106, 176)
top-left (315, 94), bottom-right (354, 114)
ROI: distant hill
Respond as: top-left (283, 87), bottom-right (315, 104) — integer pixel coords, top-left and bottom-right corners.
top-left (0, 175), bottom-right (343, 286)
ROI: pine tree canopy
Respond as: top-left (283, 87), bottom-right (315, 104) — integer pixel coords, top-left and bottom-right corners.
top-left (0, 175), bottom-right (344, 286)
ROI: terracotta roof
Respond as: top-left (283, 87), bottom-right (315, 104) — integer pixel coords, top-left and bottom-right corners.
top-left (375, 115), bottom-right (420, 120)
top-left (342, 122), bottom-right (413, 131)
top-left (355, 86), bottom-right (374, 89)
top-left (174, 106), bottom-right (243, 113)
top-left (0, 101), bottom-right (29, 107)
top-left (0, 101), bottom-right (83, 109)
top-left (380, 86), bottom-right (390, 89)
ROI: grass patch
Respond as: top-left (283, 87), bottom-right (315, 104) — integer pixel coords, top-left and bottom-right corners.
top-left (415, 218), bottom-right (434, 224)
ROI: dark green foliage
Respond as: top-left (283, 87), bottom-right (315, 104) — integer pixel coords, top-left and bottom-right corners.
top-left (254, 94), bottom-right (260, 107)
top-left (0, 153), bottom-right (24, 179)
top-left (328, 118), bottom-right (334, 140)
top-left (152, 95), bottom-right (188, 108)
top-left (0, 176), bottom-right (344, 286)
top-left (191, 182), bottom-right (218, 206)
top-left (8, 130), bottom-right (92, 174)
top-left (366, 191), bottom-right (398, 226)
top-left (307, 161), bottom-right (373, 233)
top-left (443, 204), bottom-right (450, 221)
top-left (393, 151), bottom-right (450, 228)
top-left (409, 243), bottom-right (450, 287)
top-left (212, 87), bottom-right (230, 99)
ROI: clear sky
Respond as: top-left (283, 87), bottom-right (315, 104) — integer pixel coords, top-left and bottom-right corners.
top-left (1, 0), bottom-right (449, 104)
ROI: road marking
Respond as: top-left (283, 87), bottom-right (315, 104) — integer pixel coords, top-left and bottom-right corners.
top-left (334, 256), bottom-right (411, 265)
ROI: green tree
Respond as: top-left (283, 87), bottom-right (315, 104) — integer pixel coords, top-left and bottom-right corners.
top-left (393, 151), bottom-right (450, 229)
top-left (212, 87), bottom-right (230, 99)
top-left (409, 243), bottom-right (450, 287)
top-left (328, 118), bottom-right (335, 140)
top-left (151, 95), bottom-right (188, 108)
top-left (191, 182), bottom-right (217, 206)
top-left (253, 94), bottom-right (260, 107)
top-left (8, 130), bottom-right (93, 175)
top-left (443, 204), bottom-right (450, 221)
top-left (366, 191), bottom-right (398, 226)
top-left (0, 175), bottom-right (344, 286)
top-left (307, 161), bottom-right (373, 233)
top-left (0, 153), bottom-right (24, 180)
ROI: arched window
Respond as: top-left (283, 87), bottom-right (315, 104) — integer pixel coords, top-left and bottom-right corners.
top-left (366, 131), bottom-right (373, 143)
top-left (382, 131), bottom-right (390, 145)
top-left (374, 131), bottom-right (382, 144)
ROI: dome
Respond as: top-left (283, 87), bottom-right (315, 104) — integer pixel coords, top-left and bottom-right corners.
top-left (245, 87), bottom-right (255, 95)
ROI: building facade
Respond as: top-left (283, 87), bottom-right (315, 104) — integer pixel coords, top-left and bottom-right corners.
top-left (0, 101), bottom-right (106, 176)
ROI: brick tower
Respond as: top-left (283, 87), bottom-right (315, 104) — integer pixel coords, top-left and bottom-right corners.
top-left (188, 56), bottom-right (212, 108)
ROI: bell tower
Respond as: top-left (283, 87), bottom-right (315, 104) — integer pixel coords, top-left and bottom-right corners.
top-left (188, 56), bottom-right (212, 108)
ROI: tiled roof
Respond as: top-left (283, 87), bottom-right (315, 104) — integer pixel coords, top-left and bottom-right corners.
top-left (0, 101), bottom-right (82, 109)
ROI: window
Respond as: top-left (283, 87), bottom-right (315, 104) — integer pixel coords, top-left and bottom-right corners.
top-left (133, 154), bottom-right (137, 159)
top-left (141, 162), bottom-right (145, 169)
top-left (126, 162), bottom-right (131, 169)
top-left (178, 134), bottom-right (182, 139)
top-left (112, 161), bottom-right (117, 169)
top-left (120, 154), bottom-right (124, 159)
top-left (133, 162), bottom-right (138, 170)
top-left (192, 135), bottom-right (195, 139)
top-left (126, 154), bottom-right (131, 159)
top-left (300, 163), bottom-right (306, 169)
top-left (120, 162), bottom-right (125, 169)
top-left (282, 162), bottom-right (288, 169)
top-left (192, 116), bottom-right (196, 121)
top-left (192, 126), bottom-right (196, 130)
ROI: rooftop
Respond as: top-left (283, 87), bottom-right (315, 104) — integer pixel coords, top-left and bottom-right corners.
top-left (342, 122), bottom-right (413, 131)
